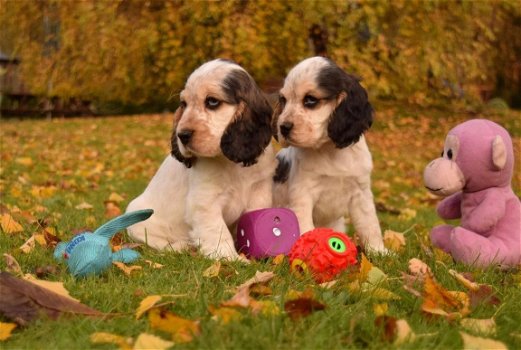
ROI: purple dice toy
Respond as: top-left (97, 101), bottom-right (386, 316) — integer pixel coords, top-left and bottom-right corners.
top-left (236, 208), bottom-right (300, 259)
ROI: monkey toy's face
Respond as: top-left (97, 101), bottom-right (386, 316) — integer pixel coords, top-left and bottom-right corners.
top-left (424, 134), bottom-right (465, 197)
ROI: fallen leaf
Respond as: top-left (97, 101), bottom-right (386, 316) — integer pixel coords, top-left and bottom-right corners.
top-left (148, 308), bottom-right (200, 343)
top-left (373, 303), bottom-right (388, 316)
top-left (0, 322), bottom-right (17, 341)
top-left (468, 284), bottom-right (500, 308)
top-left (15, 157), bottom-right (33, 166)
top-left (136, 295), bottom-right (162, 320)
top-left (104, 201), bottom-right (122, 218)
top-left (284, 298), bottom-right (325, 320)
top-left (90, 332), bottom-right (132, 350)
top-left (459, 331), bottom-right (507, 350)
top-left (222, 285), bottom-right (251, 308)
top-left (358, 254), bottom-right (373, 282)
top-left (399, 208), bottom-right (417, 221)
top-left (319, 280), bottom-right (338, 289)
top-left (0, 213), bottom-right (23, 234)
top-left (460, 318), bottom-right (496, 337)
top-left (113, 262), bottom-right (142, 276)
top-left (421, 273), bottom-right (470, 320)
top-left (0, 272), bottom-right (104, 326)
top-left (75, 202), bottom-right (93, 210)
top-left (133, 333), bottom-right (174, 350)
top-left (209, 306), bottom-right (243, 324)
top-left (143, 260), bottom-right (164, 269)
top-left (19, 234), bottom-right (46, 254)
top-left (375, 315), bottom-right (398, 342)
top-left (249, 284), bottom-right (273, 297)
top-left (249, 300), bottom-right (280, 316)
top-left (366, 287), bottom-right (401, 301)
top-left (236, 271), bottom-right (275, 290)
top-left (383, 230), bottom-right (406, 252)
top-left (272, 254), bottom-right (285, 265)
top-left (408, 258), bottom-right (431, 278)
top-left (394, 319), bottom-right (416, 345)
top-left (108, 192), bottom-right (125, 203)
top-left (22, 274), bottom-right (80, 302)
top-left (449, 269), bottom-right (479, 291)
top-left (203, 261), bottom-right (221, 278)
top-left (3, 254), bottom-right (22, 275)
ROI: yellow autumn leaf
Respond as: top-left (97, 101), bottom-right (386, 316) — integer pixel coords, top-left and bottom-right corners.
top-left (15, 157), bottom-right (33, 166)
top-left (383, 230), bottom-right (406, 252)
top-left (421, 273), bottom-right (470, 320)
top-left (133, 333), bottom-right (174, 350)
top-left (136, 295), bottom-right (162, 320)
top-left (449, 269), bottom-right (480, 291)
top-left (459, 331), bottom-right (507, 350)
top-left (373, 303), bottom-right (388, 316)
top-left (30, 185), bottom-right (57, 199)
top-left (90, 332), bottom-right (132, 350)
top-left (249, 300), bottom-right (280, 316)
top-left (0, 213), bottom-right (23, 234)
top-left (358, 253), bottom-right (373, 282)
top-left (113, 262), bottom-right (142, 276)
top-left (0, 322), bottom-right (17, 341)
top-left (148, 308), bottom-right (200, 343)
top-left (203, 261), bottom-right (221, 278)
top-left (19, 234), bottom-right (46, 254)
top-left (209, 306), bottom-right (243, 325)
top-left (23, 274), bottom-right (80, 302)
top-left (398, 208), bottom-right (417, 221)
top-left (108, 192), bottom-right (125, 203)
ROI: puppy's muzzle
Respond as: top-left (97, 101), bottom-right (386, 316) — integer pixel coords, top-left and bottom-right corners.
top-left (177, 129), bottom-right (194, 145)
top-left (280, 122), bottom-right (294, 138)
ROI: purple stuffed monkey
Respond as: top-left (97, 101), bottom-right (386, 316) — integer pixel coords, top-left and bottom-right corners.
top-left (424, 119), bottom-right (520, 268)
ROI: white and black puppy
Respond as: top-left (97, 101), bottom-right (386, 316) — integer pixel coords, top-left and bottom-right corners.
top-left (126, 59), bottom-right (276, 260)
top-left (273, 56), bottom-right (385, 252)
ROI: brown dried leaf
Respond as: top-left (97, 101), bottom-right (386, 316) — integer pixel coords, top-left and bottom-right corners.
top-left (284, 298), bottom-right (325, 320)
top-left (222, 286), bottom-right (251, 308)
top-left (0, 272), bottom-right (104, 326)
top-left (236, 271), bottom-right (275, 290)
top-left (468, 284), bottom-right (501, 308)
top-left (272, 254), bottom-right (286, 265)
top-left (203, 261), bottom-right (221, 278)
top-left (104, 201), bottom-right (122, 218)
top-left (3, 254), bottom-right (22, 275)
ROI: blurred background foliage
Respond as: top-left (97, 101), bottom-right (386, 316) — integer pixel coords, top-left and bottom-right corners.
top-left (1, 0), bottom-right (520, 113)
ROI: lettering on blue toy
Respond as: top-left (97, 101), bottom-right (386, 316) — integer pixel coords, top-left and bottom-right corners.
top-left (65, 234), bottom-right (86, 256)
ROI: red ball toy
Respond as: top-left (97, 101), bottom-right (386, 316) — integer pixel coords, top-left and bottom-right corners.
top-left (288, 228), bottom-right (358, 283)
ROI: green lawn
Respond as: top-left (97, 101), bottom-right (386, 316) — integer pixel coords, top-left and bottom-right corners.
top-left (1, 105), bottom-right (520, 349)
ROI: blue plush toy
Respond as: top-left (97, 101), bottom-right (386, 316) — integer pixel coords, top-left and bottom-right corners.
top-left (54, 209), bottom-right (153, 277)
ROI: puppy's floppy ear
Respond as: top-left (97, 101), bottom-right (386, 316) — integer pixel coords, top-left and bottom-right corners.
top-left (220, 70), bottom-right (273, 166)
top-left (271, 97), bottom-right (284, 141)
top-left (170, 107), bottom-right (195, 168)
top-left (322, 66), bottom-right (373, 148)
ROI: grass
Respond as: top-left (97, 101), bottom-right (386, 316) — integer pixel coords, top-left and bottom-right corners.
top-left (1, 105), bottom-right (520, 349)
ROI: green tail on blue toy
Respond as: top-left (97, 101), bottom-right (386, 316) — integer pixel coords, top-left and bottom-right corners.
top-left (54, 209), bottom-right (153, 277)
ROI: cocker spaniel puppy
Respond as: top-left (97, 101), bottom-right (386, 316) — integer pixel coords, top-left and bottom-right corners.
top-left (273, 56), bottom-right (385, 252)
top-left (126, 59), bottom-right (276, 260)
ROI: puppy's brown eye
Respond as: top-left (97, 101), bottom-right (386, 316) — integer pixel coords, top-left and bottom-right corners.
top-left (180, 100), bottom-right (187, 109)
top-left (303, 95), bottom-right (319, 108)
top-left (205, 97), bottom-right (221, 110)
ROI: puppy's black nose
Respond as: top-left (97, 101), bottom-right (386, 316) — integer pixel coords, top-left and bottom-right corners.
top-left (177, 129), bottom-right (194, 145)
top-left (280, 122), bottom-right (294, 138)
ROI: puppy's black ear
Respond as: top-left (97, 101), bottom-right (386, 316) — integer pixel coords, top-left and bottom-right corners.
top-left (220, 70), bottom-right (273, 166)
top-left (271, 96), bottom-right (284, 142)
top-left (322, 66), bottom-right (373, 148)
top-left (170, 107), bottom-right (195, 168)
